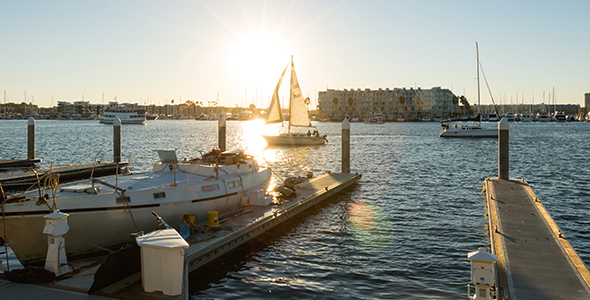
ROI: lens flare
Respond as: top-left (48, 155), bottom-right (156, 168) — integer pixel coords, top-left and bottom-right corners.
top-left (349, 200), bottom-right (393, 249)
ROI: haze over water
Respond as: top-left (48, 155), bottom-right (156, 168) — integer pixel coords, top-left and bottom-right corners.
top-left (1, 120), bottom-right (589, 299)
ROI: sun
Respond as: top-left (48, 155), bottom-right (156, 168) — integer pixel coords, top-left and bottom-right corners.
top-left (229, 32), bottom-right (290, 85)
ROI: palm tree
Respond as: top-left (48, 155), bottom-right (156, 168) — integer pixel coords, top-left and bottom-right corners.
top-left (332, 98), bottom-right (338, 119)
top-left (347, 98), bottom-right (354, 118)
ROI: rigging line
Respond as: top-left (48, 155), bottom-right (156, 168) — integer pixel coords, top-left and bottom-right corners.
top-left (478, 61), bottom-right (500, 115)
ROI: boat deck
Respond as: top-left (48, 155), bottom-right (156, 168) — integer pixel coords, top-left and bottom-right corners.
top-left (484, 178), bottom-right (590, 299)
top-left (1, 172), bottom-right (361, 300)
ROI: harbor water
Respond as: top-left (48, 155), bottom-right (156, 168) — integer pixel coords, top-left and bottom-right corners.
top-left (1, 120), bottom-right (589, 299)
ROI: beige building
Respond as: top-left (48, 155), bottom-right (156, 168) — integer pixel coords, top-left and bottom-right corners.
top-left (318, 86), bottom-right (458, 121)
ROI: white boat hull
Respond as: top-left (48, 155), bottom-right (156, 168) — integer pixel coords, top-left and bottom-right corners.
top-left (0, 158), bottom-right (271, 265)
top-left (439, 125), bottom-right (498, 138)
top-left (262, 134), bottom-right (326, 146)
top-left (100, 118), bottom-right (146, 125)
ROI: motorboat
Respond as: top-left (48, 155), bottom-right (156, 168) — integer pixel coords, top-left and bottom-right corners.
top-left (440, 43), bottom-right (498, 138)
top-left (536, 112), bottom-right (551, 122)
top-left (100, 102), bottom-right (146, 125)
top-left (520, 112), bottom-right (534, 122)
top-left (488, 113), bottom-right (500, 122)
top-left (505, 112), bottom-right (515, 122)
top-left (145, 113), bottom-right (158, 120)
top-left (0, 148), bottom-right (271, 266)
top-left (262, 56), bottom-right (327, 146)
top-left (554, 111), bottom-right (567, 122)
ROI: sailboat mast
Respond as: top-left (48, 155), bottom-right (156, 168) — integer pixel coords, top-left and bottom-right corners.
top-left (288, 55), bottom-right (293, 134)
top-left (476, 42), bottom-right (481, 125)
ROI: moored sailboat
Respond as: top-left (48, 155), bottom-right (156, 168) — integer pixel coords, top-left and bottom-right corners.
top-left (0, 148), bottom-right (271, 266)
top-left (440, 43), bottom-right (498, 138)
top-left (262, 56), bottom-right (327, 146)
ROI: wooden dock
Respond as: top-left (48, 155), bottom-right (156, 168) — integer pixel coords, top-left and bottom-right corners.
top-left (483, 177), bottom-right (590, 299)
top-left (1, 172), bottom-right (361, 299)
top-left (0, 158), bottom-right (42, 170)
top-left (0, 162), bottom-right (129, 191)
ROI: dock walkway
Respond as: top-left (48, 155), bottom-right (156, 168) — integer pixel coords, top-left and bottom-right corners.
top-left (484, 178), bottom-right (590, 299)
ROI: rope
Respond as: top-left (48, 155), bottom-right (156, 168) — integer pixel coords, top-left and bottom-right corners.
top-left (43, 173), bottom-right (60, 210)
top-left (68, 228), bottom-right (112, 253)
top-left (115, 190), bottom-right (140, 233)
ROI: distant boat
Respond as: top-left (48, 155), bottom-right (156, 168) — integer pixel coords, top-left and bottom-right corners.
top-left (262, 56), bottom-right (327, 146)
top-left (554, 111), bottom-right (567, 122)
top-left (100, 102), bottom-right (146, 125)
top-left (536, 112), bottom-right (551, 122)
top-left (488, 113), bottom-right (500, 122)
top-left (505, 111), bottom-right (515, 122)
top-left (520, 112), bottom-right (534, 122)
top-left (146, 113), bottom-right (158, 120)
top-left (440, 43), bottom-right (497, 138)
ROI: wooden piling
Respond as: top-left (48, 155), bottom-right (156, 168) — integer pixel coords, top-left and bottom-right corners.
top-left (498, 118), bottom-right (509, 179)
top-left (342, 118), bottom-right (350, 173)
top-left (114, 117), bottom-right (121, 164)
top-left (27, 117), bottom-right (35, 160)
top-left (218, 116), bottom-right (226, 152)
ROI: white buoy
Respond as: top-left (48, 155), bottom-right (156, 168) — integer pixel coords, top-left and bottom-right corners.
top-left (467, 247), bottom-right (497, 300)
top-left (43, 210), bottom-right (73, 276)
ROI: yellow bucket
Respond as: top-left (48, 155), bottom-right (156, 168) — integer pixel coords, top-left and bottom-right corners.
top-left (207, 211), bottom-right (219, 227)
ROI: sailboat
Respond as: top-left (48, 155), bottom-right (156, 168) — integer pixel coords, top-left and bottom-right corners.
top-left (439, 43), bottom-right (498, 138)
top-left (262, 56), bottom-right (327, 146)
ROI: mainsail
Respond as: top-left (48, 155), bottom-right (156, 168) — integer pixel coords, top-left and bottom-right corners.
top-left (289, 57), bottom-right (312, 128)
top-left (265, 64), bottom-right (288, 124)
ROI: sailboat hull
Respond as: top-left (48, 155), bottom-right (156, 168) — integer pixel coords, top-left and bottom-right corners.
top-left (439, 125), bottom-right (498, 138)
top-left (262, 133), bottom-right (326, 146)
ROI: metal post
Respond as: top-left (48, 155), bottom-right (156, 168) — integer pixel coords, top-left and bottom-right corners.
top-left (498, 118), bottom-right (509, 179)
top-left (27, 117), bottom-right (35, 159)
top-left (342, 118), bottom-right (350, 173)
top-left (218, 116), bottom-right (226, 152)
top-left (114, 117), bottom-right (121, 164)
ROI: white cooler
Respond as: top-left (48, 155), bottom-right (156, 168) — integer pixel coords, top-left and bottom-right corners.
top-left (135, 229), bottom-right (189, 296)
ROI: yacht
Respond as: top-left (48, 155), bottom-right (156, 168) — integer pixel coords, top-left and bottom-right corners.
top-left (536, 112), bottom-right (551, 122)
top-left (0, 148), bottom-right (272, 266)
top-left (519, 112), bottom-right (534, 122)
top-left (505, 112), bottom-right (515, 122)
top-left (100, 102), bottom-right (146, 125)
top-left (488, 113), bottom-right (500, 122)
top-left (553, 111), bottom-right (567, 122)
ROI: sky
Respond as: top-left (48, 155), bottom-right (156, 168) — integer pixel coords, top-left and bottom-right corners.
top-left (1, 0), bottom-right (589, 109)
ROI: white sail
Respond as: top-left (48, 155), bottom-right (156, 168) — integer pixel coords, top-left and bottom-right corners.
top-left (265, 64), bottom-right (288, 124)
top-left (289, 57), bottom-right (311, 127)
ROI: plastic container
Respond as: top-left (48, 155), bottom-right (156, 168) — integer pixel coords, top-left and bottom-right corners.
top-left (135, 229), bottom-right (189, 296)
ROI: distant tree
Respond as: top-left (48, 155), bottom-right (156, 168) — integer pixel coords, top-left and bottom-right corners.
top-left (399, 96), bottom-right (406, 105)
top-left (171, 99), bottom-right (174, 104)
top-left (185, 100), bottom-right (195, 106)
top-left (249, 104), bottom-right (256, 111)
top-left (332, 98), bottom-right (338, 117)
top-left (459, 95), bottom-right (474, 114)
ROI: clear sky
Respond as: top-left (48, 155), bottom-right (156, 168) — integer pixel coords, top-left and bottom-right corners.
top-left (1, 0), bottom-right (589, 109)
